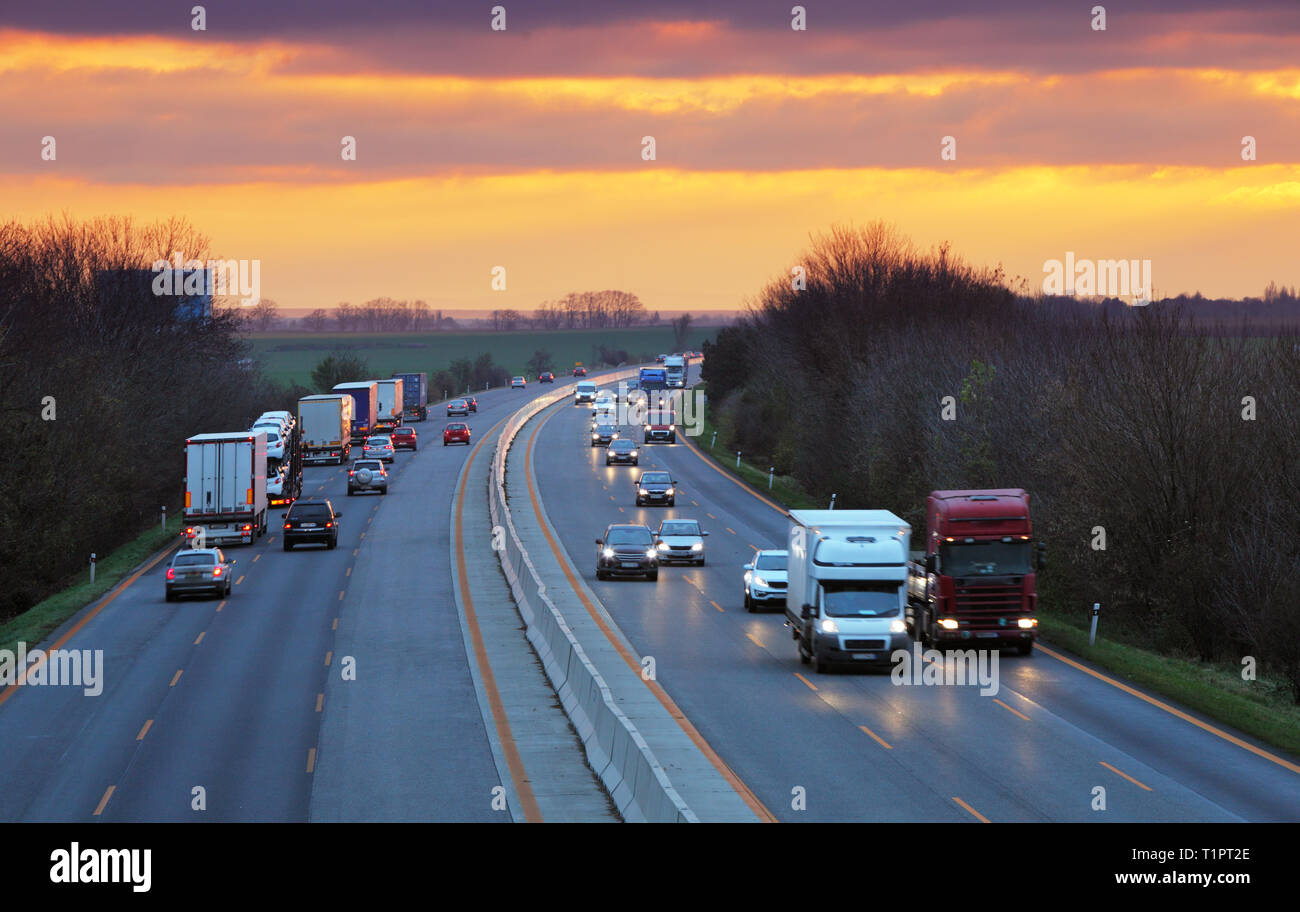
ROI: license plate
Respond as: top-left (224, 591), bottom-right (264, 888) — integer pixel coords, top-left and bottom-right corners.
top-left (852, 653), bottom-right (878, 661)
top-left (301, 523), bottom-right (317, 528)
top-left (976, 632), bottom-right (998, 638)
top-left (620, 562), bottom-right (638, 569)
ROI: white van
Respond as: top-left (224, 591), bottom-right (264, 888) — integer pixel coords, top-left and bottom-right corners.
top-left (574, 380), bottom-right (598, 404)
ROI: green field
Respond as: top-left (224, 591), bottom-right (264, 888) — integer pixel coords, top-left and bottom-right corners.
top-left (246, 327), bottom-right (721, 389)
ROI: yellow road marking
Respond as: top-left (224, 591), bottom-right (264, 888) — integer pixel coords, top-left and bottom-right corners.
top-left (1100, 760), bottom-right (1153, 791)
top-left (345, 567), bottom-right (351, 577)
top-left (216, 600), bottom-right (225, 612)
top-left (324, 651), bottom-right (332, 666)
top-left (953, 797), bottom-right (989, 822)
top-left (136, 719), bottom-right (153, 741)
top-left (994, 698), bottom-right (1030, 721)
top-left (316, 693), bottom-right (324, 712)
top-left (859, 725), bottom-right (893, 749)
top-left (253, 554), bottom-right (261, 563)
top-left (306, 748), bottom-right (316, 773)
top-left (710, 599), bottom-right (724, 612)
top-left (746, 633), bottom-right (764, 648)
top-left (234, 575), bottom-right (244, 585)
top-left (169, 670), bottom-right (182, 687)
top-left (193, 631), bottom-right (205, 645)
top-left (92, 786), bottom-right (115, 816)
top-left (332, 617), bottom-right (338, 630)
top-left (794, 673), bottom-right (818, 692)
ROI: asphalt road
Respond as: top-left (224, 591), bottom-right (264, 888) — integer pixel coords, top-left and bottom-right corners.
top-left (0, 375), bottom-right (587, 822)
top-left (526, 366), bottom-right (1300, 822)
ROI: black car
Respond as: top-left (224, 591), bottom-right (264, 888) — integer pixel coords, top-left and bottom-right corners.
top-left (282, 500), bottom-right (342, 550)
top-left (466, 396), bottom-right (478, 413)
top-left (165, 548), bottom-right (235, 600)
top-left (605, 439), bottom-right (639, 465)
top-left (634, 471), bottom-right (676, 507)
top-left (595, 524), bottom-right (659, 581)
top-left (539, 372), bottom-right (554, 383)
top-left (590, 423), bottom-right (618, 447)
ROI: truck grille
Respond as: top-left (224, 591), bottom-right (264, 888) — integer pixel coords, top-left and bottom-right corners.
top-left (954, 584), bottom-right (1026, 628)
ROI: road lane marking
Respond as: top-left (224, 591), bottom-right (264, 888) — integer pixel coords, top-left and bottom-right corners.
top-left (353, 548), bottom-right (359, 556)
top-left (306, 748), bottom-right (316, 774)
top-left (748, 544), bottom-right (759, 552)
top-left (0, 537), bottom-right (180, 709)
top-left (618, 507), bottom-right (625, 513)
top-left (235, 575), bottom-right (244, 585)
top-left (1100, 760), bottom-right (1153, 791)
top-left (1036, 643), bottom-right (1300, 777)
top-left (454, 414), bottom-right (543, 823)
top-left (746, 633), bottom-right (764, 648)
top-left (216, 600), bottom-right (225, 612)
top-left (193, 631), bottom-right (205, 645)
top-left (92, 786), bottom-right (115, 816)
top-left (136, 719), bottom-right (153, 741)
top-left (169, 670), bottom-right (182, 687)
top-left (338, 590), bottom-right (345, 601)
top-left (345, 567), bottom-right (351, 577)
top-left (324, 651), bottom-right (332, 666)
top-left (526, 403), bottom-right (773, 822)
top-left (709, 599), bottom-right (724, 612)
top-left (725, 527), bottom-right (736, 535)
top-left (316, 693), bottom-right (324, 712)
top-left (953, 797), bottom-right (989, 822)
top-left (332, 617), bottom-right (338, 630)
top-left (253, 554), bottom-right (261, 563)
top-left (859, 725), bottom-right (893, 749)
top-left (706, 513), bottom-right (715, 519)
top-left (994, 698), bottom-right (1030, 721)
top-left (794, 673), bottom-right (818, 692)
top-left (691, 500), bottom-right (698, 506)
top-left (678, 429), bottom-right (789, 516)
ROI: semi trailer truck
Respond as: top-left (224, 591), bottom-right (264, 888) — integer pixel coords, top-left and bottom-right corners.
top-left (331, 381), bottom-right (379, 444)
top-left (392, 371), bottom-right (428, 421)
top-left (182, 431), bottom-right (268, 547)
top-left (297, 394), bottom-right (353, 465)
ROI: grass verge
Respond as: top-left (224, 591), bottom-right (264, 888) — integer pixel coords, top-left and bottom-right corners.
top-left (0, 516), bottom-right (182, 659)
top-left (687, 385), bottom-right (1300, 757)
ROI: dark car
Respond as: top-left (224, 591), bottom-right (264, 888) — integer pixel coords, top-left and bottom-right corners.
top-left (634, 471), bottom-right (676, 507)
top-left (572, 366), bottom-right (587, 377)
top-left (165, 548), bottom-right (235, 600)
top-left (605, 439), bottom-right (639, 465)
top-left (466, 396), bottom-right (478, 412)
top-left (282, 500), bottom-right (342, 551)
top-left (595, 524), bottom-right (658, 581)
top-left (347, 459), bottom-right (388, 496)
top-left (590, 423), bottom-right (618, 447)
top-left (390, 426), bottom-right (417, 450)
top-left (539, 371), bottom-right (554, 383)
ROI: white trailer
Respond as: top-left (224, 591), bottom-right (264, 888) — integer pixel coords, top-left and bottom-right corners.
top-left (298, 394), bottom-right (354, 465)
top-left (664, 354), bottom-right (686, 388)
top-left (375, 378), bottom-right (404, 430)
top-left (785, 510), bottom-right (912, 673)
top-left (183, 431), bottom-right (268, 547)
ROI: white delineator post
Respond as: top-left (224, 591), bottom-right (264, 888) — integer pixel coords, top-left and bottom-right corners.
top-left (1090, 603), bottom-right (1100, 645)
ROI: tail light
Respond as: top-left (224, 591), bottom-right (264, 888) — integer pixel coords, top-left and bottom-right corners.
top-left (325, 522), bottom-right (333, 528)
top-left (349, 471), bottom-right (355, 477)
top-left (166, 568), bottom-right (175, 580)
top-left (283, 522), bottom-right (292, 530)
top-left (213, 567), bottom-right (223, 577)
top-left (241, 524), bottom-right (252, 532)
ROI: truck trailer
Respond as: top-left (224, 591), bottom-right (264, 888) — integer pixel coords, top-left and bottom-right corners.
top-left (298, 394), bottom-right (353, 465)
top-left (639, 367), bottom-right (667, 391)
top-left (182, 431), bottom-right (268, 547)
top-left (331, 381), bottom-right (379, 444)
top-left (392, 371), bottom-right (428, 421)
top-left (374, 378), bottom-right (404, 433)
top-left (906, 489), bottom-right (1044, 655)
top-left (785, 510), bottom-right (912, 673)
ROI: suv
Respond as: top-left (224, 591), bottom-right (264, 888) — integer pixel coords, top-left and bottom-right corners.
top-left (643, 405), bottom-right (677, 444)
top-left (595, 524), bottom-right (659, 581)
top-left (165, 548), bottom-right (235, 600)
top-left (656, 519), bottom-right (708, 565)
top-left (282, 500), bottom-right (342, 551)
top-left (347, 459), bottom-right (389, 496)
top-left (362, 435), bottom-right (395, 463)
top-left (634, 471), bottom-right (676, 507)
top-left (743, 550), bottom-right (789, 612)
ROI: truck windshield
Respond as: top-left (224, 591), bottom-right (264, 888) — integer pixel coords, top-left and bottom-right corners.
top-left (821, 582), bottom-right (900, 617)
top-left (939, 541), bottom-right (1032, 576)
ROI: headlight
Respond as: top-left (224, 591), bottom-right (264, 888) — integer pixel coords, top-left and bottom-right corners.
top-left (820, 618), bottom-right (839, 634)
top-left (638, 488), bottom-right (648, 495)
top-left (939, 618), bottom-right (959, 630)
top-left (657, 542), bottom-right (669, 550)
top-left (602, 548), bottom-right (615, 559)
top-left (691, 542), bottom-right (703, 551)
top-left (664, 487), bottom-right (674, 495)
top-left (890, 619), bottom-right (906, 633)
top-left (644, 425), bottom-right (651, 431)
top-left (1018, 618), bottom-right (1038, 629)
top-left (752, 575), bottom-right (767, 588)
top-left (629, 449), bottom-right (638, 456)
top-left (645, 549), bottom-right (658, 560)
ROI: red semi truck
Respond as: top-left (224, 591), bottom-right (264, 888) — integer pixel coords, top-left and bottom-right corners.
top-left (906, 489), bottom-right (1045, 655)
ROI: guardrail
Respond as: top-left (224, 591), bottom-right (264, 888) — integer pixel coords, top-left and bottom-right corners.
top-left (486, 369), bottom-right (698, 823)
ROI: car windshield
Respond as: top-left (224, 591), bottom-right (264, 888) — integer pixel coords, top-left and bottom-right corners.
top-left (640, 473), bottom-right (671, 484)
top-left (610, 441), bottom-right (633, 451)
top-left (755, 554), bottom-right (787, 571)
top-left (659, 522), bottom-right (699, 536)
top-left (367, 437), bottom-right (390, 445)
top-left (290, 504), bottom-right (331, 520)
top-left (174, 552), bottom-right (215, 566)
top-left (451, 401), bottom-right (465, 406)
top-left (939, 541), bottom-right (1033, 576)
top-left (596, 425), bottom-right (615, 433)
top-left (606, 528), bottom-right (652, 546)
top-left (353, 461), bottom-right (382, 470)
top-left (395, 428), bottom-right (412, 434)
top-left (822, 582), bottom-right (901, 618)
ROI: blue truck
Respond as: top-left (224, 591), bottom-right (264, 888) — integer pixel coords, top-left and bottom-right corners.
top-left (392, 371), bottom-right (428, 422)
top-left (331, 381), bottom-right (379, 443)
top-left (639, 367), bottom-right (667, 391)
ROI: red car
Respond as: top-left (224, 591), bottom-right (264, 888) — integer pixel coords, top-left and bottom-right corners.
top-left (572, 367), bottom-right (587, 377)
top-left (390, 426), bottom-right (418, 451)
top-left (443, 422), bottom-right (471, 446)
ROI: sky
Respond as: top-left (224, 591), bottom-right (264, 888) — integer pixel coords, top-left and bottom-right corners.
top-left (2, 1), bottom-right (1298, 313)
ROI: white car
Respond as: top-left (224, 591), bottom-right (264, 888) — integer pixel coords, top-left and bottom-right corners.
top-left (655, 519), bottom-right (708, 565)
top-left (511, 376), bottom-right (527, 389)
top-left (259, 410), bottom-right (294, 432)
top-left (266, 464), bottom-right (286, 498)
top-left (590, 393), bottom-right (615, 412)
top-left (743, 549), bottom-right (789, 612)
top-left (254, 424), bottom-right (286, 460)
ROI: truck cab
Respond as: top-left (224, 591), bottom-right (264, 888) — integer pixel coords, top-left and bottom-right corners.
top-left (785, 510), bottom-right (911, 673)
top-left (906, 489), bottom-right (1045, 655)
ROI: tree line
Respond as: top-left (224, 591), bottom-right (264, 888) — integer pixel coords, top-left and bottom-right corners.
top-left (702, 222), bottom-right (1300, 701)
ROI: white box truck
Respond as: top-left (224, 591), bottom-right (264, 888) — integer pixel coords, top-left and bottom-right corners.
top-left (183, 431), bottom-right (268, 547)
top-left (663, 354), bottom-right (686, 388)
top-left (375, 378), bottom-right (404, 432)
top-left (298, 394), bottom-right (353, 465)
top-left (785, 510), bottom-right (912, 673)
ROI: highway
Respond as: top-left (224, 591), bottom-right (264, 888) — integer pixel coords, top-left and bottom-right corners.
top-left (0, 377), bottom-right (593, 822)
top-left (523, 366), bottom-right (1300, 822)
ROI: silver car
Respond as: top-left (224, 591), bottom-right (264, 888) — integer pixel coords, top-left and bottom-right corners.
top-left (743, 549), bottom-right (789, 612)
top-left (656, 519), bottom-right (708, 565)
top-left (165, 548), bottom-right (235, 601)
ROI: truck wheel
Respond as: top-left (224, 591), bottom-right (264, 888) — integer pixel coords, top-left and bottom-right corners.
top-left (1017, 640), bottom-right (1034, 656)
top-left (647, 571), bottom-right (658, 582)
top-left (812, 652), bottom-right (829, 675)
